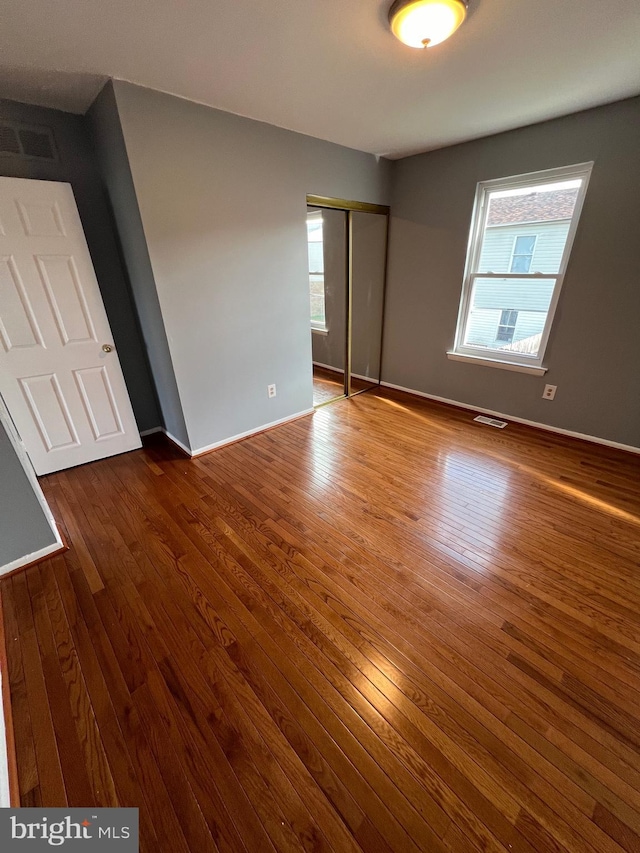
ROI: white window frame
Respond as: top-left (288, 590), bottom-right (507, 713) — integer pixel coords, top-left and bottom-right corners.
top-left (307, 211), bottom-right (327, 332)
top-left (508, 234), bottom-right (537, 274)
top-left (449, 162), bottom-right (593, 374)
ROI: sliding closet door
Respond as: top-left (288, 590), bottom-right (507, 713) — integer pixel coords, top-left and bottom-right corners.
top-left (350, 211), bottom-right (388, 395)
top-left (309, 207), bottom-right (348, 406)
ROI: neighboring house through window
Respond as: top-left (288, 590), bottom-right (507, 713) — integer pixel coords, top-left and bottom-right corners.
top-left (496, 309), bottom-right (518, 342)
top-left (450, 162), bottom-right (592, 373)
top-left (307, 211), bottom-right (326, 330)
top-left (510, 235), bottom-right (536, 273)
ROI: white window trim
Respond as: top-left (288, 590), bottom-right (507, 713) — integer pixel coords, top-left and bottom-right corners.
top-left (508, 234), bottom-right (537, 274)
top-left (446, 351), bottom-right (547, 375)
top-left (308, 211), bottom-right (327, 331)
top-left (452, 162), bottom-right (593, 371)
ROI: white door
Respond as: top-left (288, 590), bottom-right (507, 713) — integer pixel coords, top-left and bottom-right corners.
top-left (0, 177), bottom-right (141, 475)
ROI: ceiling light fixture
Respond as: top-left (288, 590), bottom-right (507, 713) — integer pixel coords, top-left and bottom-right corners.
top-left (389, 0), bottom-right (468, 49)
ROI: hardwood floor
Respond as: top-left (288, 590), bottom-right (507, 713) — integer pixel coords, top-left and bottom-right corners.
top-left (313, 365), bottom-right (346, 405)
top-left (2, 386), bottom-right (640, 852)
top-left (312, 366), bottom-right (375, 406)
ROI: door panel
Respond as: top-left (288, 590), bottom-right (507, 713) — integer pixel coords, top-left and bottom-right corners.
top-left (0, 177), bottom-right (141, 475)
top-left (74, 366), bottom-right (124, 441)
top-left (37, 255), bottom-right (97, 345)
top-left (20, 373), bottom-right (80, 451)
top-left (0, 255), bottom-right (44, 350)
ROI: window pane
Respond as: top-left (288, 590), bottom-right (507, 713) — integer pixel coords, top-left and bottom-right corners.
top-left (510, 254), bottom-right (532, 273)
top-left (307, 211), bottom-right (326, 327)
top-left (463, 277), bottom-right (556, 358)
top-left (477, 179), bottom-right (582, 275)
top-left (309, 274), bottom-right (326, 327)
top-left (514, 235), bottom-right (536, 255)
top-left (308, 241), bottom-right (323, 274)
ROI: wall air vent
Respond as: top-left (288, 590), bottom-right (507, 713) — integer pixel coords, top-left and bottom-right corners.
top-left (473, 415), bottom-right (508, 429)
top-left (18, 128), bottom-right (55, 160)
top-left (0, 125), bottom-right (20, 155)
top-left (0, 122), bottom-right (57, 161)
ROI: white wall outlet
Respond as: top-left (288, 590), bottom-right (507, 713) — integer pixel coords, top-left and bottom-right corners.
top-left (267, 384), bottom-right (277, 398)
top-left (542, 384), bottom-right (557, 400)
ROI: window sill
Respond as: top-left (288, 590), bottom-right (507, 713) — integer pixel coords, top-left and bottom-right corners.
top-left (311, 327), bottom-right (328, 336)
top-left (447, 351), bottom-right (547, 376)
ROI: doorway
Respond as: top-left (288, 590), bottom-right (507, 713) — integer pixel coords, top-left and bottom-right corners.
top-left (306, 196), bottom-right (389, 408)
top-left (0, 177), bottom-right (141, 475)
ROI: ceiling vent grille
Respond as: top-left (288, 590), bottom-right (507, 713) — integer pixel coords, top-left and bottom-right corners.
top-left (0, 123), bottom-right (57, 161)
top-left (473, 415), bottom-right (508, 429)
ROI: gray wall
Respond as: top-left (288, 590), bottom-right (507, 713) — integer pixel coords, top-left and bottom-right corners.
top-left (0, 417), bottom-right (56, 568)
top-left (0, 98), bottom-right (161, 433)
top-left (112, 81), bottom-right (391, 452)
top-left (383, 96), bottom-right (640, 448)
top-left (87, 83), bottom-right (189, 446)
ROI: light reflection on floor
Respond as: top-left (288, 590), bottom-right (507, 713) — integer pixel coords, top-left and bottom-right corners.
top-left (376, 395), bottom-right (640, 527)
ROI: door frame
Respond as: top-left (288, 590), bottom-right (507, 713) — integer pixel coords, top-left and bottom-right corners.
top-left (306, 195), bottom-right (390, 402)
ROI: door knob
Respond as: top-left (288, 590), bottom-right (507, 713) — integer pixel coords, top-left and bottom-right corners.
top-left (102, 344), bottom-right (113, 353)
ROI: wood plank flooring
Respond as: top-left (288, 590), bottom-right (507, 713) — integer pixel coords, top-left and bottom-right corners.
top-left (2, 387), bottom-right (640, 852)
top-left (313, 365), bottom-right (346, 405)
top-left (312, 366), bottom-right (375, 406)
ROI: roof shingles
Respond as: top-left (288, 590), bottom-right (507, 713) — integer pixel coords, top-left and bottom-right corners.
top-left (488, 188), bottom-right (579, 226)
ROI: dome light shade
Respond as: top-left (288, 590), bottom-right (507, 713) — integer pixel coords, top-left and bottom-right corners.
top-left (389, 0), bottom-right (468, 49)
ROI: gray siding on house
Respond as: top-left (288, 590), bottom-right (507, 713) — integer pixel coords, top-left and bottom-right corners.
top-left (479, 221), bottom-right (571, 274)
top-left (471, 278), bottom-right (554, 313)
top-left (467, 219), bottom-right (567, 349)
top-left (466, 308), bottom-right (546, 351)
top-left (383, 95), bottom-right (640, 448)
top-left (514, 312), bottom-right (545, 341)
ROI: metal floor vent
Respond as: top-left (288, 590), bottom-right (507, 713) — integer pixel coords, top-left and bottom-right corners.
top-left (474, 415), bottom-right (508, 429)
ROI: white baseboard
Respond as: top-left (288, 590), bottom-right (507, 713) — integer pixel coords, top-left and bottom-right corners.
top-left (352, 372), bottom-right (379, 384)
top-left (191, 410), bottom-right (315, 456)
top-left (160, 409), bottom-right (315, 458)
top-left (163, 430), bottom-right (193, 456)
top-left (313, 362), bottom-right (379, 384)
top-left (141, 426), bottom-right (192, 455)
top-left (313, 361), bottom-right (344, 374)
top-left (380, 381), bottom-right (640, 456)
top-left (0, 537), bottom-right (65, 579)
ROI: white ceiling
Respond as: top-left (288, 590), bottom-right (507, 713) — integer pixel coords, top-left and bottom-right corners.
top-left (1, 0), bottom-right (639, 159)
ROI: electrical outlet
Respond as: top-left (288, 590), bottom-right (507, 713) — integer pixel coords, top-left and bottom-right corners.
top-left (267, 384), bottom-right (277, 398)
top-left (542, 384), bottom-right (557, 401)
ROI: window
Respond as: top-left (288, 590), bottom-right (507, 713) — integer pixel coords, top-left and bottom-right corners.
top-left (510, 236), bottom-right (536, 273)
top-left (451, 162), bottom-right (592, 373)
top-left (496, 309), bottom-right (518, 343)
top-left (307, 211), bottom-right (326, 330)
